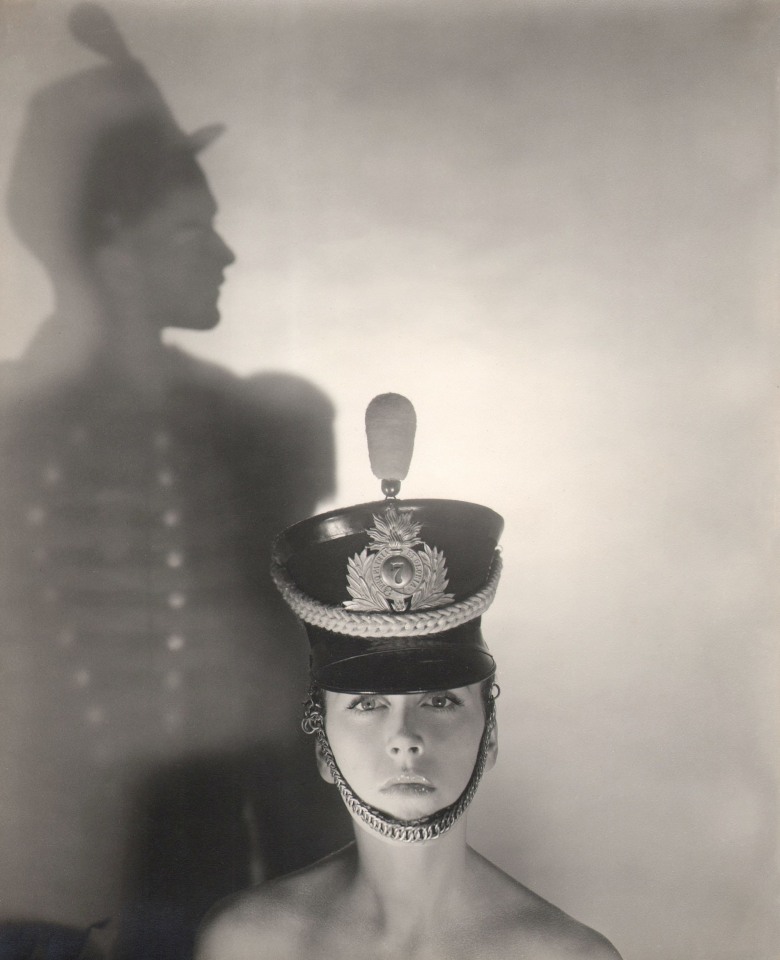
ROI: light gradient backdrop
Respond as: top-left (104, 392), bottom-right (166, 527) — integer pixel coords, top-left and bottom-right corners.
top-left (1, 1), bottom-right (778, 958)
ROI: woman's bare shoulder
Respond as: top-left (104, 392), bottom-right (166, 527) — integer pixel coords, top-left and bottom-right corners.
top-left (195, 845), bottom-right (356, 960)
top-left (468, 851), bottom-right (623, 960)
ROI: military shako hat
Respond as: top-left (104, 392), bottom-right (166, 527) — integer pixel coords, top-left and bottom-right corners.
top-left (271, 394), bottom-right (503, 693)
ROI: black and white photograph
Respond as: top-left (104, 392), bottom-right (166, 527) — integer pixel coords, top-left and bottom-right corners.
top-left (0, 0), bottom-right (777, 958)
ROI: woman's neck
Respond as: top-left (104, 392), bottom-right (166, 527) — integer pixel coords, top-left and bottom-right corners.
top-left (349, 818), bottom-right (472, 945)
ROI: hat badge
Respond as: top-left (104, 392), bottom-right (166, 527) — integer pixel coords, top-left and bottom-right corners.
top-left (345, 505), bottom-right (454, 613)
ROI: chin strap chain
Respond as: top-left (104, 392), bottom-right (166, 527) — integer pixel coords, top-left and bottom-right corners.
top-left (302, 689), bottom-right (497, 843)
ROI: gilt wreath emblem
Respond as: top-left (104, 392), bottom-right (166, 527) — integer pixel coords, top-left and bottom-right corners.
top-left (344, 506), bottom-right (455, 613)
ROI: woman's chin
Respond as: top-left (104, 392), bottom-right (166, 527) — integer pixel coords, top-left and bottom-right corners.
top-left (371, 789), bottom-right (443, 822)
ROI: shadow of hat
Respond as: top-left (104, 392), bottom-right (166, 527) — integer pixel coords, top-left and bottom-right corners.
top-left (6, 2), bottom-right (224, 273)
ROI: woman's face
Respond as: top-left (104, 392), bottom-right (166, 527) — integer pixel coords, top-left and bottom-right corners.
top-left (321, 683), bottom-right (497, 822)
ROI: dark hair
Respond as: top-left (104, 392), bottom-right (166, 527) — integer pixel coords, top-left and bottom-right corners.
top-left (77, 114), bottom-right (207, 257)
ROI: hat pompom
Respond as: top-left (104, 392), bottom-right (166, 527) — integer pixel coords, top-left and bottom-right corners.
top-left (365, 393), bottom-right (416, 495)
top-left (68, 2), bottom-right (132, 64)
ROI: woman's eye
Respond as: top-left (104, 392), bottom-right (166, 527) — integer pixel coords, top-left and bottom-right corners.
top-left (348, 696), bottom-right (380, 712)
top-left (425, 692), bottom-right (462, 710)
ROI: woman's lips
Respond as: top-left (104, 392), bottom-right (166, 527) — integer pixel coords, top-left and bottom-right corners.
top-left (380, 775), bottom-right (435, 795)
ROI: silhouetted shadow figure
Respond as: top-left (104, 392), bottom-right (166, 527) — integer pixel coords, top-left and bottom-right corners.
top-left (117, 741), bottom-right (350, 960)
top-left (0, 4), bottom-right (350, 957)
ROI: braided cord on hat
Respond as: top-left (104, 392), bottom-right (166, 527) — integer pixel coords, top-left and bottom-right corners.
top-left (271, 550), bottom-right (502, 638)
top-left (302, 688), bottom-right (497, 843)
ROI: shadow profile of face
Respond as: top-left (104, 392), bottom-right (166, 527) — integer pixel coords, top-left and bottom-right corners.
top-left (318, 684), bottom-right (498, 825)
top-left (6, 1), bottom-right (231, 327)
top-left (89, 181), bottom-right (235, 333)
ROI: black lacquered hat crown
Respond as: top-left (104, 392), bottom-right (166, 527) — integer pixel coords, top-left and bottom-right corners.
top-left (271, 395), bottom-right (503, 693)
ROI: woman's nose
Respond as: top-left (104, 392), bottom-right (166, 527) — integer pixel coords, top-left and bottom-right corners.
top-left (386, 716), bottom-right (424, 758)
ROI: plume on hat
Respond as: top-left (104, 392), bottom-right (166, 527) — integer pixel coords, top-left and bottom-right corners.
top-left (68, 2), bottom-right (133, 64)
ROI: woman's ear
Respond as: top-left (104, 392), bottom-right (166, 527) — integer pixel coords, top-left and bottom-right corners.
top-left (315, 739), bottom-right (335, 784)
top-left (485, 720), bottom-right (498, 773)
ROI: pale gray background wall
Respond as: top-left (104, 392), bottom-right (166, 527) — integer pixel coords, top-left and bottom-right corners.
top-left (1, 1), bottom-right (777, 958)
